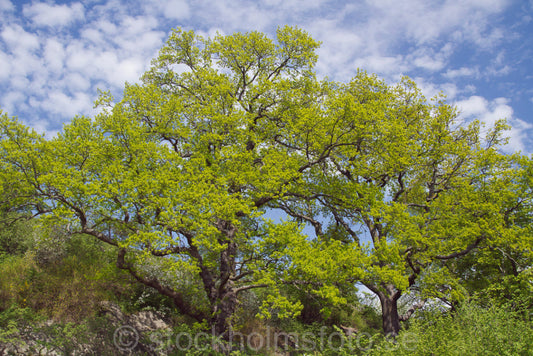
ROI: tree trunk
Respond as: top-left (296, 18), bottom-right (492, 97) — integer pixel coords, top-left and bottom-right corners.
top-left (211, 220), bottom-right (239, 353)
top-left (379, 293), bottom-right (401, 337)
top-left (366, 283), bottom-right (402, 337)
top-left (212, 281), bottom-right (238, 347)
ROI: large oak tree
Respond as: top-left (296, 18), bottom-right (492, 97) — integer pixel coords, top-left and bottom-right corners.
top-left (275, 73), bottom-right (533, 336)
top-left (0, 27), bottom-right (328, 350)
top-left (1, 27), bottom-right (531, 345)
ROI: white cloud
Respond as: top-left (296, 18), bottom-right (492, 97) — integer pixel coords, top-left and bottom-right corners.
top-left (40, 91), bottom-right (93, 118)
top-left (0, 0), bottom-right (13, 12)
top-left (0, 37), bottom-right (41, 81)
top-left (0, 51), bottom-right (11, 81)
top-left (455, 95), bottom-right (531, 153)
top-left (194, 1), bottom-right (274, 32)
top-left (352, 55), bottom-right (407, 75)
top-left (0, 5), bottom-right (163, 125)
top-left (80, 28), bottom-right (104, 45)
top-left (506, 120), bottom-right (532, 153)
top-left (413, 55), bottom-right (446, 71)
top-left (305, 0), bottom-right (510, 81)
top-left (189, 0), bottom-right (328, 33)
top-left (309, 19), bottom-right (364, 79)
top-left (23, 2), bottom-right (85, 28)
top-left (1, 25), bottom-right (40, 53)
top-left (161, 0), bottom-right (190, 19)
top-left (64, 41), bottom-right (146, 89)
top-left (456, 96), bottom-right (495, 120)
top-left (110, 58), bottom-right (145, 85)
top-left (80, 16), bottom-right (164, 58)
top-left (362, 0), bottom-right (509, 47)
top-left (444, 67), bottom-right (479, 79)
top-left (43, 39), bottom-right (66, 74)
top-left (115, 17), bottom-right (165, 55)
top-left (414, 78), bottom-right (460, 100)
top-left (0, 92), bottom-right (26, 116)
top-left (261, 0), bottom-right (326, 14)
top-left (63, 72), bottom-right (91, 92)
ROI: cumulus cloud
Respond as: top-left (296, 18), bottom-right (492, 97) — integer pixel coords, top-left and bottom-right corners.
top-left (301, 0), bottom-right (511, 83)
top-left (1, 92), bottom-right (26, 117)
top-left (0, 25), bottom-right (42, 84)
top-left (444, 67), bottom-right (480, 79)
top-left (43, 39), bottom-right (66, 74)
top-left (1, 24), bottom-right (40, 53)
top-left (195, 1), bottom-right (273, 32)
top-left (352, 55), bottom-right (407, 75)
top-left (23, 2), bottom-right (85, 28)
top-left (0, 0), bottom-right (13, 12)
top-left (413, 78), bottom-right (461, 101)
top-left (309, 19), bottom-right (364, 79)
top-left (161, 0), bottom-right (190, 19)
top-left (65, 45), bottom-right (143, 88)
top-left (0, 0), bottom-right (528, 152)
top-left (39, 91), bottom-right (93, 118)
top-left (455, 96), bottom-right (531, 153)
top-left (408, 44), bottom-right (454, 72)
top-left (0, 51), bottom-right (11, 81)
top-left (362, 0), bottom-right (509, 47)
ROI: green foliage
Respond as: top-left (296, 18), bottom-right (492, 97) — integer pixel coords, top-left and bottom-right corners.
top-left (0, 306), bottom-right (120, 356)
top-left (0, 26), bottom-right (327, 337)
top-left (0, 306), bottom-right (44, 354)
top-left (371, 301), bottom-right (533, 355)
top-left (480, 267), bottom-right (533, 311)
top-left (271, 72), bottom-right (533, 334)
top-left (0, 253), bottom-right (36, 311)
top-left (0, 211), bottom-right (32, 261)
top-left (0, 224), bottom-right (136, 320)
top-left (1, 26), bottom-right (532, 343)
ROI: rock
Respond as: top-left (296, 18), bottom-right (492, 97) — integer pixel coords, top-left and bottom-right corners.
top-left (0, 302), bottom-right (173, 355)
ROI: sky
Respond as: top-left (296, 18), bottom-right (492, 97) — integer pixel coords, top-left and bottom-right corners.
top-left (0, 0), bottom-right (532, 153)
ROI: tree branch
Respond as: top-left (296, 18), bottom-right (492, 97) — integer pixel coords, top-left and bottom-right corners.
top-left (235, 284), bottom-right (269, 294)
top-left (116, 248), bottom-right (206, 322)
top-left (435, 236), bottom-right (484, 260)
top-left (399, 299), bottom-right (426, 321)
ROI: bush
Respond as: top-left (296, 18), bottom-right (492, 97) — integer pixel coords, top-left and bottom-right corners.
top-left (0, 306), bottom-right (122, 355)
top-left (369, 301), bottom-right (533, 355)
top-left (0, 225), bottom-right (137, 320)
top-left (0, 211), bottom-right (32, 261)
top-left (0, 253), bottom-right (37, 311)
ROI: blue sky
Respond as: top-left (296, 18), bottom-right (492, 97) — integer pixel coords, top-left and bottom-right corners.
top-left (1, 0), bottom-right (532, 152)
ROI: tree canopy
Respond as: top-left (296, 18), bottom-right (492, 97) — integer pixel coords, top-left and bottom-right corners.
top-left (1, 26), bottom-right (532, 349)
top-left (272, 73), bottom-right (533, 335)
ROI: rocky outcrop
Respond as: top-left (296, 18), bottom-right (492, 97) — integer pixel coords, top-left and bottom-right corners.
top-left (0, 302), bottom-right (172, 356)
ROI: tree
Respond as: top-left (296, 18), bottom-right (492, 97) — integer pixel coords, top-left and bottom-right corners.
top-left (1, 27), bottom-right (531, 344)
top-left (0, 26), bottom-right (326, 350)
top-left (272, 73), bottom-right (533, 336)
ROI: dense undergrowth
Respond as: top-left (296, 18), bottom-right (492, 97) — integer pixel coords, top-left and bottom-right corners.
top-left (1, 214), bottom-right (532, 355)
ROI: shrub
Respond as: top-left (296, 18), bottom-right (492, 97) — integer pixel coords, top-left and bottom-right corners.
top-left (369, 301), bottom-right (533, 355)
